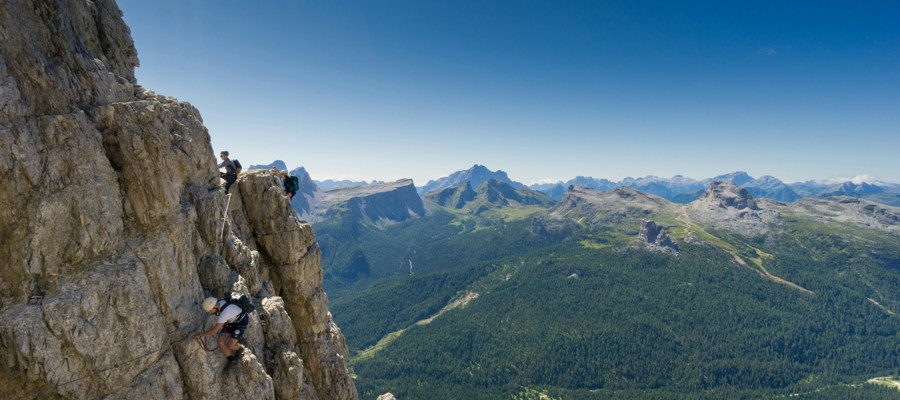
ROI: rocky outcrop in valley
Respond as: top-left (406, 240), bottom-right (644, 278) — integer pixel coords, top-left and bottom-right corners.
top-left (639, 220), bottom-right (679, 253)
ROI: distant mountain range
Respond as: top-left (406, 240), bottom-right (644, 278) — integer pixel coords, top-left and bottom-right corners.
top-left (256, 160), bottom-right (900, 223)
top-left (528, 171), bottom-right (900, 206)
top-left (317, 178), bottom-right (385, 191)
top-left (247, 160), bottom-right (288, 172)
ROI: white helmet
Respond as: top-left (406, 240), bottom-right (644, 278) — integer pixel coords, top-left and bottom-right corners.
top-left (202, 297), bottom-right (218, 312)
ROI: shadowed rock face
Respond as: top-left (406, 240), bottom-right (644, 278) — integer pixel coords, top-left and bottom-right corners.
top-left (0, 1), bottom-right (357, 399)
top-left (427, 181), bottom-right (478, 209)
top-left (312, 179), bottom-right (426, 227)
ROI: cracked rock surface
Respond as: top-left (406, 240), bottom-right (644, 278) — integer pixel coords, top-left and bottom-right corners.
top-left (0, 1), bottom-right (357, 398)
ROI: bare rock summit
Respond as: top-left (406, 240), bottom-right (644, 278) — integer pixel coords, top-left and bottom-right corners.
top-left (689, 181), bottom-right (780, 235)
top-left (699, 180), bottom-right (760, 210)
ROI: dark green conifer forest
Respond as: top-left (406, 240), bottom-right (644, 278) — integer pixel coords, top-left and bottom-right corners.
top-left (318, 200), bottom-right (900, 399)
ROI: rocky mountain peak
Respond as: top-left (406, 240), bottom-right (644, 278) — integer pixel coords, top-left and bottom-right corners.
top-left (249, 159), bottom-right (288, 171)
top-left (419, 164), bottom-right (524, 194)
top-left (752, 175), bottom-right (783, 186)
top-left (0, 1), bottom-right (356, 398)
top-left (688, 181), bottom-right (780, 235)
top-left (710, 171), bottom-right (755, 186)
top-left (699, 181), bottom-right (760, 210)
top-left (827, 181), bottom-right (885, 196)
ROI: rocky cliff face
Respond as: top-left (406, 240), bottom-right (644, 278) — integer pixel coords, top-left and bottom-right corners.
top-left (0, 1), bottom-right (357, 399)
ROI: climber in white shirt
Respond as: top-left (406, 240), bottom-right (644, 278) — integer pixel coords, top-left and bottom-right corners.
top-left (193, 297), bottom-right (249, 362)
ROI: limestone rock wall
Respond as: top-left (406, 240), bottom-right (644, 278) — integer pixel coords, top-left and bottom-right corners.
top-left (0, 1), bottom-right (357, 399)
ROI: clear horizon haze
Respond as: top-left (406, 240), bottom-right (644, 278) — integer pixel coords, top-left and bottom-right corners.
top-left (118, 0), bottom-right (900, 185)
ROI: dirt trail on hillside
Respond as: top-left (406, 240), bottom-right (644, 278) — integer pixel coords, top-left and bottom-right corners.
top-left (678, 210), bottom-right (813, 294)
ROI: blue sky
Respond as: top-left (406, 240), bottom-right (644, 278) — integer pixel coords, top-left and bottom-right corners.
top-left (118, 1), bottom-right (899, 185)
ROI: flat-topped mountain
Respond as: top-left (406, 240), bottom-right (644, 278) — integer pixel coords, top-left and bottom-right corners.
top-left (546, 186), bottom-right (672, 231)
top-left (312, 179), bottom-right (425, 228)
top-left (789, 196), bottom-right (900, 234)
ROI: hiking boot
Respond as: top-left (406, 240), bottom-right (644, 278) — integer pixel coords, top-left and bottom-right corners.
top-left (227, 347), bottom-right (244, 362)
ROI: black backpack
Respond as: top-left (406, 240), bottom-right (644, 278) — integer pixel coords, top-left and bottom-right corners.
top-left (221, 292), bottom-right (255, 316)
top-left (232, 159), bottom-right (242, 175)
top-left (285, 175), bottom-right (299, 192)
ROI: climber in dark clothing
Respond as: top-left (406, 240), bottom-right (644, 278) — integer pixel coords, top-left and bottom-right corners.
top-left (218, 151), bottom-right (237, 194)
top-left (274, 168), bottom-right (298, 199)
